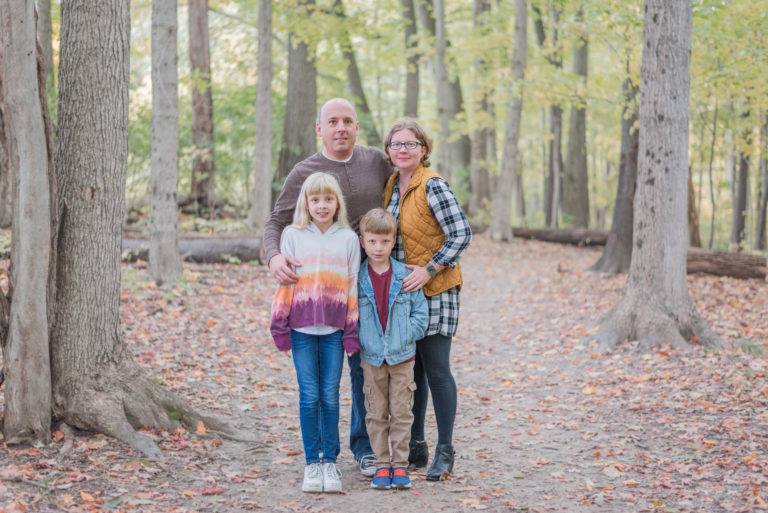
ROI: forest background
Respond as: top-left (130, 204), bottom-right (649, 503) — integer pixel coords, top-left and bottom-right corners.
top-left (2, 0), bottom-right (766, 251)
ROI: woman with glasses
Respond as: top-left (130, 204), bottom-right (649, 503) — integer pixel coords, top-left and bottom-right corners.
top-left (381, 119), bottom-right (472, 481)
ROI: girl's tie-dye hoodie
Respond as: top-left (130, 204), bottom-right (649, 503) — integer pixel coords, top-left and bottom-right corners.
top-left (270, 222), bottom-right (360, 353)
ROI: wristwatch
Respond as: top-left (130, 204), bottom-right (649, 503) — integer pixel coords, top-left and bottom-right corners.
top-left (425, 262), bottom-right (438, 277)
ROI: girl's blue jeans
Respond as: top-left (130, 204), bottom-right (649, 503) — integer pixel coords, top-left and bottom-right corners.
top-left (290, 329), bottom-right (344, 464)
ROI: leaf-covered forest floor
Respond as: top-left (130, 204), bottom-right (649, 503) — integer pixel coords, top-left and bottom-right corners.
top-left (1, 236), bottom-right (767, 513)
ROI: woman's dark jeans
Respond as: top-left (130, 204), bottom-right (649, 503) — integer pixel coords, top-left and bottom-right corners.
top-left (410, 333), bottom-right (456, 445)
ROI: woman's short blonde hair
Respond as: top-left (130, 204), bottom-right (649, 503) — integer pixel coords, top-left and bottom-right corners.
top-left (383, 118), bottom-right (433, 169)
top-left (290, 172), bottom-right (350, 230)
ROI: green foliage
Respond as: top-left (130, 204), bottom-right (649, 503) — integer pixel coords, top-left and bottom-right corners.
top-left (114, 0), bottom-right (768, 239)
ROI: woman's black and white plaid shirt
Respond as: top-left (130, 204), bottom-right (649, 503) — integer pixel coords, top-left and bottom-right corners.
top-left (385, 177), bottom-right (472, 338)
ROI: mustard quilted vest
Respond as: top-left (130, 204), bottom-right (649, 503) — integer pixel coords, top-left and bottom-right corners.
top-left (383, 165), bottom-right (462, 297)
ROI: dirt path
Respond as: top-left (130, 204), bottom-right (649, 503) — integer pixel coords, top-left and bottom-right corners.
top-left (1, 237), bottom-right (766, 512)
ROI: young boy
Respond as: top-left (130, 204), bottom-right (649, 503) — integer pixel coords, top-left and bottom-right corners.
top-left (357, 208), bottom-right (429, 490)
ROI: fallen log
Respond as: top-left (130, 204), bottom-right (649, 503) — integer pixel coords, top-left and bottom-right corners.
top-left (686, 247), bottom-right (766, 280)
top-left (122, 238), bottom-right (262, 264)
top-left (511, 227), bottom-right (609, 246)
top-left (509, 227), bottom-right (766, 280)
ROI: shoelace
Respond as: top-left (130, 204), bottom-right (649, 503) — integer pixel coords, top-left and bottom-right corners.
top-left (307, 464), bottom-right (323, 479)
top-left (375, 468), bottom-right (391, 478)
top-left (393, 468), bottom-right (407, 477)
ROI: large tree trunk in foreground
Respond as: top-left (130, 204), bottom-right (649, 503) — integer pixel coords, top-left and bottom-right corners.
top-left (490, 0), bottom-right (526, 241)
top-left (150, 0), bottom-right (182, 287)
top-left (589, 77), bottom-right (638, 273)
top-left (247, 0), bottom-right (273, 231)
top-left (597, 0), bottom-right (721, 350)
top-left (188, 0), bottom-right (215, 214)
top-left (53, 0), bottom-right (234, 458)
top-left (0, 0), bottom-right (54, 444)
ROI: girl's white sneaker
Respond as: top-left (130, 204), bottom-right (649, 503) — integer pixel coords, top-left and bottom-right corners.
top-left (321, 462), bottom-right (343, 493)
top-left (302, 463), bottom-right (323, 493)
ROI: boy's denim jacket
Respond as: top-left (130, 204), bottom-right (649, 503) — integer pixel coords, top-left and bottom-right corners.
top-left (357, 257), bottom-right (429, 367)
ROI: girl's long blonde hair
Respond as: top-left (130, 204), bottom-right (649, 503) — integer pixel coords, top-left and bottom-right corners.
top-left (289, 172), bottom-right (350, 230)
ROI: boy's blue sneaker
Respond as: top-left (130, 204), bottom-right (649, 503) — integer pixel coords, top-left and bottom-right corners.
top-left (371, 467), bottom-right (392, 490)
top-left (391, 467), bottom-right (412, 489)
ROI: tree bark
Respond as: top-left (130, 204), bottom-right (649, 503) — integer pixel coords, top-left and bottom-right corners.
top-left (469, 0), bottom-right (492, 219)
top-left (0, 80), bottom-right (13, 228)
top-left (756, 113), bottom-right (768, 250)
top-left (247, 0), bottom-right (273, 231)
top-left (188, 0), bottom-right (215, 214)
top-left (490, 0), bottom-right (526, 241)
top-left (333, 0), bottom-right (380, 146)
top-left (53, 0), bottom-right (235, 459)
top-left (402, 0), bottom-right (419, 118)
top-left (563, 23), bottom-right (589, 228)
top-left (150, 0), bottom-right (182, 287)
top-left (597, 0), bottom-right (721, 350)
top-left (730, 124), bottom-right (750, 252)
top-left (0, 0), bottom-right (54, 444)
top-left (275, 0), bottom-right (317, 200)
top-left (589, 77), bottom-right (639, 273)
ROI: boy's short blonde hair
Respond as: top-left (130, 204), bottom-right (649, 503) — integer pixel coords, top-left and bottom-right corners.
top-left (359, 208), bottom-right (397, 237)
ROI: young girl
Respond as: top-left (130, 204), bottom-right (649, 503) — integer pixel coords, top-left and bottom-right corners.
top-left (270, 172), bottom-right (361, 493)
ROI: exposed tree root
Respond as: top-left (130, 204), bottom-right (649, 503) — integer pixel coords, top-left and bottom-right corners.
top-left (53, 354), bottom-right (257, 459)
top-left (596, 293), bottom-right (723, 352)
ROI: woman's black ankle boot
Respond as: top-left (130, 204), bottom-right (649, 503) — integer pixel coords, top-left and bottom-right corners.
top-left (426, 444), bottom-right (455, 481)
top-left (408, 440), bottom-right (429, 468)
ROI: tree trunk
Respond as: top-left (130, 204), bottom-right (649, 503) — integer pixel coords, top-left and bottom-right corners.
top-left (563, 24), bottom-right (589, 228)
top-left (53, 0), bottom-right (234, 459)
top-left (275, 0), bottom-right (317, 201)
top-left (247, 0), bottom-right (273, 231)
top-left (589, 77), bottom-right (638, 273)
top-left (730, 125), bottom-right (750, 252)
top-left (548, 105), bottom-right (563, 228)
top-left (687, 170), bottom-right (701, 247)
top-left (0, 83), bottom-right (13, 228)
top-left (402, 0), bottom-right (419, 118)
top-left (422, 0), bottom-right (470, 183)
top-left (706, 101), bottom-right (718, 248)
top-left (333, 0), bottom-right (380, 146)
top-left (533, 4), bottom-right (563, 228)
top-left (597, 0), bottom-right (721, 350)
top-left (150, 0), bottom-right (182, 287)
top-left (0, 0), bottom-right (54, 444)
top-left (188, 0), bottom-right (215, 214)
top-left (490, 0), bottom-right (526, 241)
top-left (756, 113), bottom-right (768, 250)
top-left (469, 0), bottom-right (492, 219)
